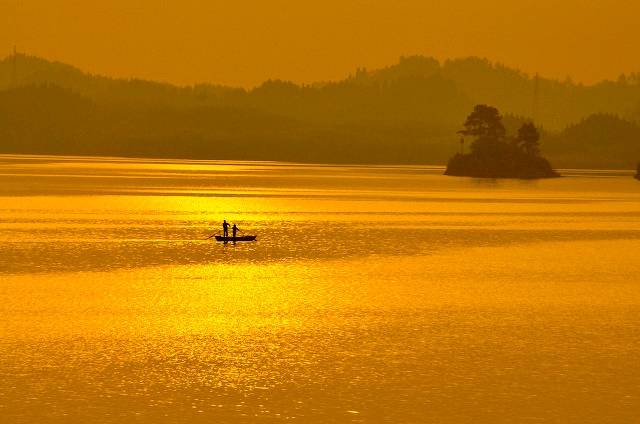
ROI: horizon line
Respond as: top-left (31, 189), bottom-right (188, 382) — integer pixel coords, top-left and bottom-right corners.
top-left (4, 50), bottom-right (637, 91)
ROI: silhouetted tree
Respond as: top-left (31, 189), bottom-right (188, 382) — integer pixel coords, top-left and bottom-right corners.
top-left (458, 104), bottom-right (506, 156)
top-left (445, 104), bottom-right (558, 178)
top-left (459, 104), bottom-right (506, 139)
top-left (517, 122), bottom-right (540, 156)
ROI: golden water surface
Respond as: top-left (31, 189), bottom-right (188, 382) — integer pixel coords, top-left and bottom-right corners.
top-left (1, 155), bottom-right (639, 423)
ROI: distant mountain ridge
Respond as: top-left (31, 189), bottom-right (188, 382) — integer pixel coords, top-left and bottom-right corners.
top-left (0, 54), bottom-right (639, 167)
top-left (2, 54), bottom-right (640, 129)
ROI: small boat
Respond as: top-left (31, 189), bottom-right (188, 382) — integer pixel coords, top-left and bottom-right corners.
top-left (214, 235), bottom-right (257, 242)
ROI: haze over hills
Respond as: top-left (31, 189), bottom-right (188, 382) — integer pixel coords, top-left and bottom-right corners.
top-left (1, 54), bottom-right (639, 168)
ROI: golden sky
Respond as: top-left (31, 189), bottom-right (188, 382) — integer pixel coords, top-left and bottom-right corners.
top-left (1, 0), bottom-right (638, 87)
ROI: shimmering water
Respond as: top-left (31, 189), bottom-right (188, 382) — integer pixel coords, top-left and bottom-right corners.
top-left (1, 155), bottom-right (639, 423)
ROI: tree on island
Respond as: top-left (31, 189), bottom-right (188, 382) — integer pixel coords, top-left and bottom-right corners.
top-left (635, 163), bottom-right (640, 180)
top-left (445, 104), bottom-right (559, 179)
top-left (516, 122), bottom-right (540, 156)
top-left (459, 104), bottom-right (506, 140)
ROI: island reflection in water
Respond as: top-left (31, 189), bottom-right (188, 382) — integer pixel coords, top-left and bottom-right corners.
top-left (1, 155), bottom-right (639, 423)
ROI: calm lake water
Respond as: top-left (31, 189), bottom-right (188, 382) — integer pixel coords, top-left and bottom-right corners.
top-left (1, 154), bottom-right (639, 423)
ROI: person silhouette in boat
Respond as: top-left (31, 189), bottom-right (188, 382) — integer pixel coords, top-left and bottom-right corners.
top-left (222, 220), bottom-right (230, 238)
top-left (232, 223), bottom-right (239, 241)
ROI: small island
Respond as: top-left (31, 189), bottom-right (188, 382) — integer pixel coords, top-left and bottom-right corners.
top-left (445, 105), bottom-right (559, 179)
top-left (635, 163), bottom-right (640, 180)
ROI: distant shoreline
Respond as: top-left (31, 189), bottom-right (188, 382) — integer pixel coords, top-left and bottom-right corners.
top-left (1, 153), bottom-right (638, 175)
top-left (2, 55), bottom-right (640, 170)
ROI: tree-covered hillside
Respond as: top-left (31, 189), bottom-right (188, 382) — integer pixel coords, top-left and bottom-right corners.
top-left (546, 114), bottom-right (640, 168)
top-left (0, 54), bottom-right (639, 167)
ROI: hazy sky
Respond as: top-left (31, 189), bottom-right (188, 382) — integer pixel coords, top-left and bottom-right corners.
top-left (1, 0), bottom-right (638, 87)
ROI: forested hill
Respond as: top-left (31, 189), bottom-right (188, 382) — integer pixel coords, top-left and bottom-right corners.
top-left (0, 54), bottom-right (639, 167)
top-left (546, 114), bottom-right (640, 168)
top-left (2, 54), bottom-right (640, 129)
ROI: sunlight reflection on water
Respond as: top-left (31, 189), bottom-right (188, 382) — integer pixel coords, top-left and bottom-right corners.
top-left (1, 155), bottom-right (639, 423)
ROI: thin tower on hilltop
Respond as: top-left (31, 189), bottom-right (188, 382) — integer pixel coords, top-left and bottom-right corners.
top-left (11, 46), bottom-right (18, 88)
top-left (532, 72), bottom-right (540, 123)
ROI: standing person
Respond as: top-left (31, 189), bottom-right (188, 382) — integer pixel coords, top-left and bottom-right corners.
top-left (222, 220), bottom-right (230, 238)
top-left (232, 223), bottom-right (239, 241)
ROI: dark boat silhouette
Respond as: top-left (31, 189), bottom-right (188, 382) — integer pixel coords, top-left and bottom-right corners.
top-left (215, 235), bottom-right (257, 242)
